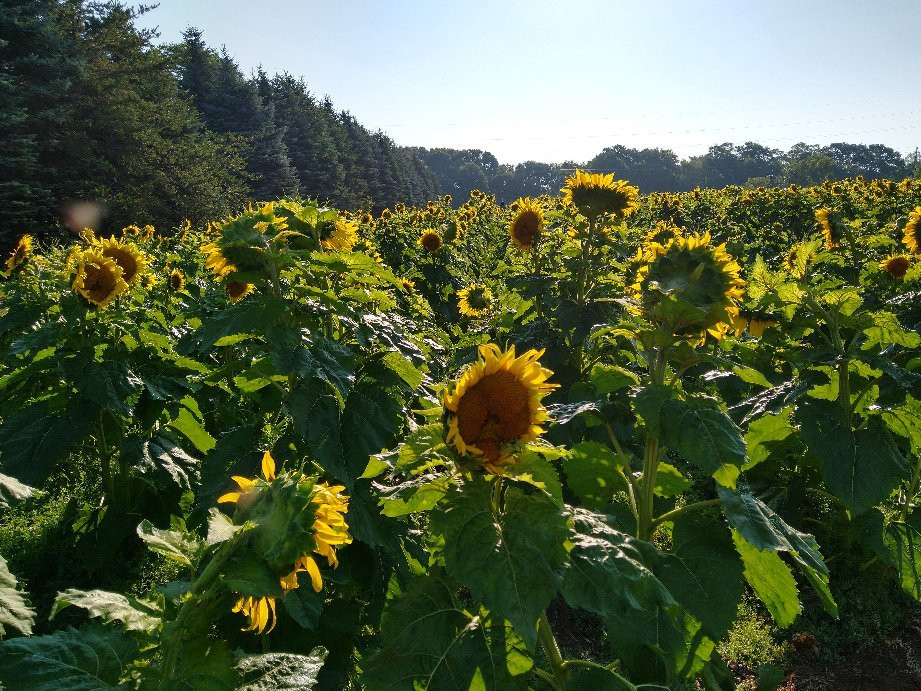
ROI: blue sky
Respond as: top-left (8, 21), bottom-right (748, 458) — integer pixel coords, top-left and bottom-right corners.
top-left (134, 0), bottom-right (921, 164)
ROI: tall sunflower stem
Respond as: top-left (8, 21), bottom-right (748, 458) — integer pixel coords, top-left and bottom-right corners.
top-left (158, 537), bottom-right (240, 688)
top-left (537, 610), bottom-right (567, 689)
top-left (638, 347), bottom-right (667, 541)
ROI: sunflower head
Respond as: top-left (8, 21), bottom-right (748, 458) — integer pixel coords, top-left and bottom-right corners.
top-left (784, 240), bottom-right (818, 279)
top-left (204, 202), bottom-right (290, 281)
top-left (321, 218), bottom-right (359, 252)
top-left (94, 236), bottom-right (147, 283)
top-left (457, 283), bottom-right (493, 317)
top-left (645, 221), bottom-right (681, 248)
top-left (71, 249), bottom-right (129, 308)
top-left (400, 277), bottom-right (415, 292)
top-left (509, 197), bottom-right (544, 251)
top-left (219, 452), bottom-right (351, 633)
top-left (444, 344), bottom-right (558, 474)
top-left (627, 232), bottom-right (746, 340)
top-left (561, 169), bottom-right (640, 221)
top-left (3, 234), bottom-right (33, 278)
top-left (903, 206), bottom-right (921, 254)
top-left (169, 269), bottom-right (185, 291)
top-left (226, 280), bottom-right (254, 302)
top-left (816, 208), bottom-right (843, 249)
top-left (418, 229), bottom-right (443, 254)
top-left (140, 273), bottom-right (156, 290)
top-left (880, 254), bottom-right (912, 280)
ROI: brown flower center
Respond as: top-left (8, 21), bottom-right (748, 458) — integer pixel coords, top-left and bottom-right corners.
top-left (421, 233), bottom-right (442, 253)
top-left (455, 371), bottom-right (531, 461)
top-left (83, 263), bottom-right (117, 302)
top-left (103, 247), bottom-right (139, 282)
top-left (885, 256), bottom-right (910, 279)
top-left (512, 211), bottom-right (541, 247)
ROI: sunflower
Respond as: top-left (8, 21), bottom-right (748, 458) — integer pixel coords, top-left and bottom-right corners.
top-left (904, 206), bottom-right (921, 254)
top-left (561, 169), bottom-right (640, 221)
top-left (169, 269), bottom-right (185, 291)
top-left (645, 221), bottom-right (681, 248)
top-left (226, 280), bottom-right (254, 302)
top-left (418, 229), bottom-right (443, 254)
top-left (508, 197), bottom-right (544, 250)
top-left (879, 254), bottom-right (911, 280)
top-left (628, 232), bottom-right (745, 340)
top-left (457, 284), bottom-right (493, 317)
top-left (444, 344), bottom-right (558, 474)
top-left (815, 208), bottom-right (842, 249)
top-left (2, 234), bottom-right (33, 278)
top-left (784, 241), bottom-right (817, 279)
top-left (94, 236), bottom-right (147, 283)
top-left (140, 273), bottom-right (156, 290)
top-left (400, 277), bottom-right (415, 292)
top-left (219, 451), bottom-right (351, 634)
top-left (72, 250), bottom-right (129, 308)
top-left (202, 240), bottom-right (236, 281)
top-left (323, 219), bottom-right (359, 252)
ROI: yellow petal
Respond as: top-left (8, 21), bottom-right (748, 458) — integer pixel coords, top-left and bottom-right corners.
top-left (304, 556), bottom-right (323, 592)
top-left (217, 492), bottom-right (241, 504)
top-left (261, 450), bottom-right (276, 481)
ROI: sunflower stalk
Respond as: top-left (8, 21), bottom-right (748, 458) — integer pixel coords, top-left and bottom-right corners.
top-left (638, 346), bottom-right (668, 541)
top-left (158, 536), bottom-right (242, 688)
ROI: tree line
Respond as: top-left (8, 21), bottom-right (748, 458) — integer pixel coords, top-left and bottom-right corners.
top-left (414, 142), bottom-right (921, 204)
top-left (2, 1), bottom-right (919, 251)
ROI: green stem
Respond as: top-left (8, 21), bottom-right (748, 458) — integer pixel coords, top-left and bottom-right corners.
top-left (604, 422), bottom-right (638, 521)
top-left (902, 454), bottom-right (921, 523)
top-left (651, 499), bottom-right (721, 530)
top-left (638, 347), bottom-right (667, 540)
top-left (158, 538), bottom-right (240, 687)
top-left (537, 611), bottom-right (567, 689)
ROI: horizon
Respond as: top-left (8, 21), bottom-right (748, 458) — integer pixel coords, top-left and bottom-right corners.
top-left (134, 0), bottom-right (921, 166)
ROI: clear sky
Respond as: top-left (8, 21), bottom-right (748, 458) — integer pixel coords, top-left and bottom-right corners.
top-left (134, 0), bottom-right (921, 165)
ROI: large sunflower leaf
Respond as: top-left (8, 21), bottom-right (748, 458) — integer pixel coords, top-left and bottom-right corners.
top-left (743, 407), bottom-right (795, 470)
top-left (63, 355), bottom-right (141, 417)
top-left (235, 648), bottom-right (328, 690)
top-left (561, 509), bottom-right (674, 618)
top-left (0, 473), bottom-right (35, 509)
top-left (137, 520), bottom-right (203, 567)
top-left (658, 398), bottom-right (747, 488)
top-left (797, 400), bottom-right (909, 514)
top-left (0, 624), bottom-right (137, 690)
top-left (0, 397), bottom-right (98, 485)
top-left (881, 395), bottom-right (921, 451)
top-left (429, 479), bottom-right (569, 647)
top-left (127, 432), bottom-right (199, 491)
top-left (563, 442), bottom-right (628, 510)
top-left (655, 512), bottom-right (743, 641)
top-left (731, 531), bottom-right (801, 627)
top-left (0, 553), bottom-right (35, 637)
top-left (177, 297), bottom-right (285, 354)
top-left (51, 589), bottom-right (162, 633)
top-left (360, 571), bottom-right (531, 690)
top-left (884, 515), bottom-right (921, 601)
top-left (717, 485), bottom-right (837, 617)
top-left (605, 602), bottom-right (715, 684)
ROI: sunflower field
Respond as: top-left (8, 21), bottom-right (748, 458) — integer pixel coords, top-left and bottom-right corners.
top-left (0, 173), bottom-right (920, 690)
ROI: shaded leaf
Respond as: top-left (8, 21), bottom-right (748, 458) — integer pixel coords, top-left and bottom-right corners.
top-left (0, 624), bottom-right (137, 690)
top-left (429, 479), bottom-right (568, 647)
